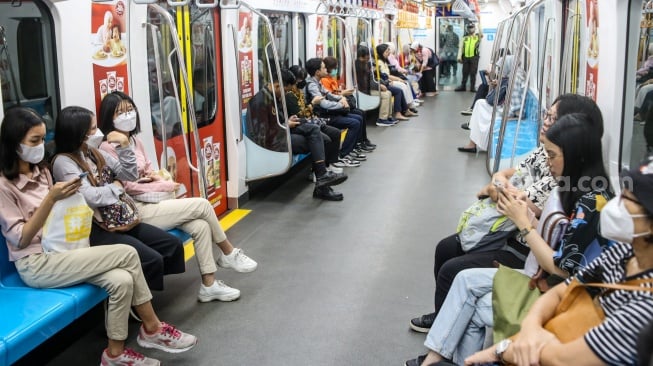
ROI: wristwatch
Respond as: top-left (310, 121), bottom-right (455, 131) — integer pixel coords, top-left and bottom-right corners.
top-left (495, 339), bottom-right (512, 364)
top-left (519, 226), bottom-right (534, 237)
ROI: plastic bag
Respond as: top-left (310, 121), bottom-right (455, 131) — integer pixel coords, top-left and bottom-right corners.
top-left (41, 192), bottom-right (93, 253)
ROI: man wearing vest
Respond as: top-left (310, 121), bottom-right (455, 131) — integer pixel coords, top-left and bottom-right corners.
top-left (455, 23), bottom-right (480, 92)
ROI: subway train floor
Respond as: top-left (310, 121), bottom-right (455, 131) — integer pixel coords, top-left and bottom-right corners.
top-left (30, 91), bottom-right (491, 366)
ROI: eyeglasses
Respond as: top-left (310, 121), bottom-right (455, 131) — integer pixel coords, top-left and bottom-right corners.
top-left (542, 111), bottom-right (557, 123)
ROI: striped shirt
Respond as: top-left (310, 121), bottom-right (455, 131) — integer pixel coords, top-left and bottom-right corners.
top-left (569, 243), bottom-right (653, 365)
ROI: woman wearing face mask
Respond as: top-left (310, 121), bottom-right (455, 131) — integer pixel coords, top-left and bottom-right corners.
top-left (98, 91), bottom-right (257, 302)
top-left (52, 106), bottom-right (185, 292)
top-left (0, 107), bottom-right (197, 365)
top-left (405, 114), bottom-right (614, 366)
top-left (465, 156), bottom-right (653, 366)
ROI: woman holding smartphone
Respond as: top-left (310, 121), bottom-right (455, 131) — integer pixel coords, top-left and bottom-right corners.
top-left (0, 107), bottom-right (197, 365)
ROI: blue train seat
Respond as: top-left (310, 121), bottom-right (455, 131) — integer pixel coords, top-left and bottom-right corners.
top-left (0, 235), bottom-right (107, 366)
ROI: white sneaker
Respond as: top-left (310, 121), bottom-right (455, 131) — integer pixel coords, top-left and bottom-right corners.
top-left (327, 166), bottom-right (344, 174)
top-left (101, 348), bottom-right (160, 366)
top-left (197, 280), bottom-right (241, 302)
top-left (217, 248), bottom-right (258, 272)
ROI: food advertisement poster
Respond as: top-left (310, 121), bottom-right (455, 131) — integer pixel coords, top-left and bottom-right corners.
top-left (239, 10), bottom-right (254, 110)
top-left (585, 0), bottom-right (598, 101)
top-left (316, 16), bottom-right (325, 58)
top-left (91, 1), bottom-right (129, 115)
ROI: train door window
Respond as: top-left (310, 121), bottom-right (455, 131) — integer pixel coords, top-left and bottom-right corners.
top-left (190, 7), bottom-right (218, 126)
top-left (261, 12), bottom-right (292, 69)
top-left (625, 2), bottom-right (653, 167)
top-left (0, 1), bottom-right (57, 135)
top-left (147, 4), bottom-right (219, 141)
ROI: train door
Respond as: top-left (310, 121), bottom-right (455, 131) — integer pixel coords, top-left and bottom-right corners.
top-left (0, 1), bottom-right (57, 134)
top-left (436, 17), bottom-right (465, 91)
top-left (144, 3), bottom-right (227, 214)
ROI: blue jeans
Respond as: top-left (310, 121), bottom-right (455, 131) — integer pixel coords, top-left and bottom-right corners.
top-left (424, 268), bottom-right (497, 363)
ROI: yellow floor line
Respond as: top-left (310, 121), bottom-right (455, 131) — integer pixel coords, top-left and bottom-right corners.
top-left (183, 209), bottom-right (252, 261)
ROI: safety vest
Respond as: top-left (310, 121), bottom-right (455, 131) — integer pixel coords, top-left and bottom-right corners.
top-left (462, 34), bottom-right (480, 58)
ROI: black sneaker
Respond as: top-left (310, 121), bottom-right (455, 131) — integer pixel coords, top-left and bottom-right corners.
top-left (405, 354), bottom-right (427, 366)
top-left (409, 312), bottom-right (436, 333)
top-left (356, 143), bottom-right (374, 153)
top-left (364, 139), bottom-right (377, 148)
top-left (315, 171), bottom-right (348, 188)
top-left (454, 85), bottom-right (466, 92)
top-left (313, 186), bottom-right (343, 201)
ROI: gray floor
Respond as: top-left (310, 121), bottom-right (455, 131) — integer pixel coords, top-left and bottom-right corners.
top-left (39, 91), bottom-right (490, 366)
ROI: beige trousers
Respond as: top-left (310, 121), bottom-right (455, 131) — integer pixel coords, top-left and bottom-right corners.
top-left (135, 197), bottom-right (225, 275)
top-left (15, 244), bottom-right (152, 340)
top-left (370, 90), bottom-right (392, 119)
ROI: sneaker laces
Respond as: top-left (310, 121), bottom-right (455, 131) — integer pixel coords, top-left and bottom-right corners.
top-left (233, 248), bottom-right (251, 264)
top-left (159, 322), bottom-right (182, 340)
top-left (121, 348), bottom-right (145, 361)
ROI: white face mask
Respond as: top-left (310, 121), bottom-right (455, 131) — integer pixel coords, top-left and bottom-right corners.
top-left (600, 197), bottom-right (650, 244)
top-left (17, 143), bottom-right (45, 164)
top-left (86, 129), bottom-right (105, 149)
top-left (114, 111), bottom-right (137, 132)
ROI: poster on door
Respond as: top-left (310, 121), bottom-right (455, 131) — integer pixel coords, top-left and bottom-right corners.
top-left (315, 16), bottom-right (325, 58)
top-left (91, 1), bottom-right (129, 115)
top-left (239, 10), bottom-right (254, 110)
top-left (585, 0), bottom-right (599, 101)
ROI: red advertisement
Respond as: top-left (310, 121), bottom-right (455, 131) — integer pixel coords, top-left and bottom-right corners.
top-left (585, 0), bottom-right (598, 101)
top-left (91, 1), bottom-right (129, 115)
top-left (239, 11), bottom-right (254, 110)
top-left (316, 16), bottom-right (324, 58)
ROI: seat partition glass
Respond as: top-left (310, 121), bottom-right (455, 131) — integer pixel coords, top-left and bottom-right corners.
top-left (0, 1), bottom-right (57, 139)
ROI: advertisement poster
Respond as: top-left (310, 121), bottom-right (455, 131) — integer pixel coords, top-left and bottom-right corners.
top-left (585, 0), bottom-right (598, 101)
top-left (239, 10), bottom-right (254, 110)
top-left (91, 1), bottom-right (129, 115)
top-left (316, 16), bottom-right (325, 58)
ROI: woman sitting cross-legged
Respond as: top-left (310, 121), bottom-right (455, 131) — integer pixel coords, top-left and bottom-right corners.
top-left (0, 107), bottom-right (197, 366)
top-left (97, 92), bottom-right (259, 301)
top-left (52, 106), bottom-right (187, 293)
top-left (405, 113), bottom-right (613, 366)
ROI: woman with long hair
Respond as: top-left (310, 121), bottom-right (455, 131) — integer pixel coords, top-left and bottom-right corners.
top-left (0, 107), bottom-right (197, 365)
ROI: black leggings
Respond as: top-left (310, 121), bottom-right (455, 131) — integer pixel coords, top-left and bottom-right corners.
top-left (90, 222), bottom-right (185, 291)
top-left (432, 233), bottom-right (525, 314)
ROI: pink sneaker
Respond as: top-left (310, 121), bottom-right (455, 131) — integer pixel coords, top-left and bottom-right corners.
top-left (100, 348), bottom-right (160, 366)
top-left (137, 322), bottom-right (197, 353)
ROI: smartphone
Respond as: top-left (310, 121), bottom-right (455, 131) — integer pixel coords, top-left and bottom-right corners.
top-left (493, 180), bottom-right (504, 192)
top-left (78, 172), bottom-right (88, 179)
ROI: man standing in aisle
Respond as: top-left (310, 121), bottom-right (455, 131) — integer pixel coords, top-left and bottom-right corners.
top-left (455, 23), bottom-right (480, 92)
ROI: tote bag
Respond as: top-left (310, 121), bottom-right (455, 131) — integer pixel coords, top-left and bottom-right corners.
top-left (41, 192), bottom-right (93, 253)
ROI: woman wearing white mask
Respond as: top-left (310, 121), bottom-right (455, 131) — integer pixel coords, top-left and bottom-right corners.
top-left (52, 106), bottom-right (186, 291)
top-left (465, 156), bottom-right (653, 366)
top-left (97, 91), bottom-right (256, 303)
top-left (0, 107), bottom-right (198, 365)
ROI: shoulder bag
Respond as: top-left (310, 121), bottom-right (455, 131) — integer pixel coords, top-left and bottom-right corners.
top-left (54, 150), bottom-right (141, 232)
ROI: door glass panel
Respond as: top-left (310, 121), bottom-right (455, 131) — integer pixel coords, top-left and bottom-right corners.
top-left (625, 3), bottom-right (652, 167)
top-left (437, 17), bottom-right (464, 90)
top-left (191, 7), bottom-right (218, 126)
top-left (262, 12), bottom-right (291, 69)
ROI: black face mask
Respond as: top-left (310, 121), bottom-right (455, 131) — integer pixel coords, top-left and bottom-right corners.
top-left (296, 80), bottom-right (307, 89)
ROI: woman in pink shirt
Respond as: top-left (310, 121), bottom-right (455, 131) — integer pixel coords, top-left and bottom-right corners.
top-left (0, 107), bottom-right (197, 365)
top-left (97, 91), bottom-right (257, 303)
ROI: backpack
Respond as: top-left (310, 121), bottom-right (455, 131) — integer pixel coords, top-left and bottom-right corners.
top-left (426, 47), bottom-right (440, 68)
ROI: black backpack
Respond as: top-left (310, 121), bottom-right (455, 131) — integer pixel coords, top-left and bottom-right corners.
top-left (426, 47), bottom-right (440, 68)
